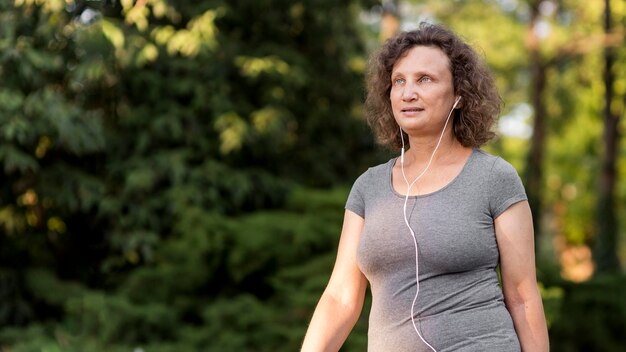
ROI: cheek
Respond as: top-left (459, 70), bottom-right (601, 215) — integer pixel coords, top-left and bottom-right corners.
top-left (390, 98), bottom-right (401, 113)
top-left (389, 89), bottom-right (401, 106)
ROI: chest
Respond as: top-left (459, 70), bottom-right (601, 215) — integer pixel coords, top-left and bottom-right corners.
top-left (391, 154), bottom-right (471, 196)
top-left (356, 191), bottom-right (499, 281)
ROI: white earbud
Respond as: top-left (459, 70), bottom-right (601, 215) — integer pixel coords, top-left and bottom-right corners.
top-left (453, 96), bottom-right (461, 108)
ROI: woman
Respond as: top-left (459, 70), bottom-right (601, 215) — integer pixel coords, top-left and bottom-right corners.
top-left (301, 23), bottom-right (549, 351)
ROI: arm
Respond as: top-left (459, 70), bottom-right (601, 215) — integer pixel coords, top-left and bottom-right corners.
top-left (495, 200), bottom-right (549, 352)
top-left (301, 210), bottom-right (368, 352)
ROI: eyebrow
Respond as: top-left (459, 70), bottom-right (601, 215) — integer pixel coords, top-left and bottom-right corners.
top-left (390, 70), bottom-right (437, 78)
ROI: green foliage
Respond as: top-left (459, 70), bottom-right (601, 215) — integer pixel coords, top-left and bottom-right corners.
top-left (1, 1), bottom-right (376, 349)
top-left (549, 275), bottom-right (626, 351)
top-left (1, 0), bottom-right (625, 350)
top-left (0, 187), bottom-right (359, 351)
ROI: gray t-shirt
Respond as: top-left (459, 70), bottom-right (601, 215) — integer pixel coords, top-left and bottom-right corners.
top-left (346, 149), bottom-right (525, 352)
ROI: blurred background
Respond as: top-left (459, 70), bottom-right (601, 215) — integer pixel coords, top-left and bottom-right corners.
top-left (0, 0), bottom-right (624, 351)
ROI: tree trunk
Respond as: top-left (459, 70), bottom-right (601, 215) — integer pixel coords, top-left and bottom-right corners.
top-left (524, 1), bottom-right (547, 253)
top-left (593, 0), bottom-right (621, 274)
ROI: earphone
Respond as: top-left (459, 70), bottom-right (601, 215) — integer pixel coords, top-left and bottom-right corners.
top-left (399, 96), bottom-right (461, 352)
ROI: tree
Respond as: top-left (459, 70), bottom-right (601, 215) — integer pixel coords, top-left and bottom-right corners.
top-left (594, 0), bottom-right (621, 274)
top-left (0, 0), bottom-right (378, 350)
top-left (524, 0), bottom-right (548, 251)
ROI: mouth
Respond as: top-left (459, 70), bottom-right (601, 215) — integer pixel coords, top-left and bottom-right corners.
top-left (401, 107), bottom-right (424, 113)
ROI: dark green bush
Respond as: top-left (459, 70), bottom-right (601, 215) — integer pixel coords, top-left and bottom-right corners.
top-left (550, 274), bottom-right (626, 352)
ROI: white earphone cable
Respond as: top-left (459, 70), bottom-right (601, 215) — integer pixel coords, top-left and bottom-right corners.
top-left (400, 97), bottom-right (459, 352)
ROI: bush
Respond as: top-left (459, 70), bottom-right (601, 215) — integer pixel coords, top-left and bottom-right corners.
top-left (549, 274), bottom-right (626, 352)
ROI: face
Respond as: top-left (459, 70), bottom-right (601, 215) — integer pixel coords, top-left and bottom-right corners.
top-left (390, 45), bottom-right (457, 137)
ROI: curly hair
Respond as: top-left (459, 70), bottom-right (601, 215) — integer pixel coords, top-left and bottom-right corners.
top-left (365, 22), bottom-right (501, 150)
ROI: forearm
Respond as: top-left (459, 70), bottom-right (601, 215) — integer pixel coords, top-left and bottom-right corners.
top-left (301, 291), bottom-right (364, 352)
top-left (506, 292), bottom-right (549, 352)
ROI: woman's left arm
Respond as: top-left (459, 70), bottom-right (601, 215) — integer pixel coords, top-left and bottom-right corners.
top-left (495, 200), bottom-right (549, 352)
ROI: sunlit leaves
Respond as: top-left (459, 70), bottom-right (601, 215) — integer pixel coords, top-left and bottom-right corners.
top-left (101, 18), bottom-right (125, 55)
top-left (235, 55), bottom-right (291, 78)
top-left (214, 112), bottom-right (248, 154)
top-left (187, 9), bottom-right (219, 48)
top-left (14, 0), bottom-right (64, 13)
top-left (151, 24), bottom-right (175, 45)
top-left (251, 106), bottom-right (291, 134)
top-left (165, 9), bottom-right (219, 56)
top-left (123, 2), bottom-right (150, 31)
top-left (135, 42), bottom-right (157, 66)
top-left (101, 6), bottom-right (218, 66)
top-left (121, 0), bottom-right (181, 30)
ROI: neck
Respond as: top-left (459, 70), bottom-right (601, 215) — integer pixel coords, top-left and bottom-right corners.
top-left (404, 132), bottom-right (458, 166)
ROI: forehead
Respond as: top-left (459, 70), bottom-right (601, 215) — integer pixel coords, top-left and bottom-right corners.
top-left (391, 45), bottom-right (452, 76)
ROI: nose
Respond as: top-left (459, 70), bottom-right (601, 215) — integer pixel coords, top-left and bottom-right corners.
top-left (401, 82), bottom-right (418, 101)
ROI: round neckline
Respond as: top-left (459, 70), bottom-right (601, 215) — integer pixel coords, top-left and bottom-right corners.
top-left (387, 148), bottom-right (478, 199)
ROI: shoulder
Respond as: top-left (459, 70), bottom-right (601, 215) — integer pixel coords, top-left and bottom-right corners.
top-left (470, 150), bottom-right (527, 217)
top-left (352, 158), bottom-right (395, 187)
top-left (346, 158), bottom-right (395, 218)
top-left (471, 149), bottom-right (520, 179)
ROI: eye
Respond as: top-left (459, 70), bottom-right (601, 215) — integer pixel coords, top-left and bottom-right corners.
top-left (419, 76), bottom-right (433, 83)
top-left (392, 77), bottom-right (406, 86)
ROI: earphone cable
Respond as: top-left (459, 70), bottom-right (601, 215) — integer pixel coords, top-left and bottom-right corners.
top-left (399, 97), bottom-right (459, 352)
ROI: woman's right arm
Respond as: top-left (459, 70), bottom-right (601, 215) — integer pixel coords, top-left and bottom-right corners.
top-left (301, 209), bottom-right (368, 352)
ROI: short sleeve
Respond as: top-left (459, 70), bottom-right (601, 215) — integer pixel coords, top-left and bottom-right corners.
top-left (488, 157), bottom-right (527, 218)
top-left (345, 170), bottom-right (368, 218)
